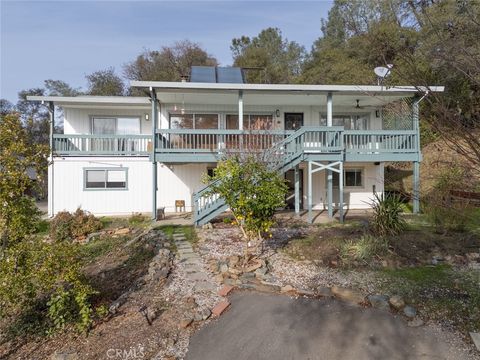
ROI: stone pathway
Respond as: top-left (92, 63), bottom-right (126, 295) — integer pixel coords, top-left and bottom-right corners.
top-left (173, 230), bottom-right (217, 293)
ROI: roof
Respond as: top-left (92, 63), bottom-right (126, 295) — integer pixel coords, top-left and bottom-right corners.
top-left (130, 81), bottom-right (444, 95)
top-left (190, 66), bottom-right (245, 83)
top-left (26, 95), bottom-right (150, 107)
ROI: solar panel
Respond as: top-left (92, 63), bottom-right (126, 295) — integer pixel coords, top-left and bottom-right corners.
top-left (190, 66), bottom-right (245, 83)
top-left (216, 67), bottom-right (244, 83)
top-left (190, 66), bottom-right (216, 83)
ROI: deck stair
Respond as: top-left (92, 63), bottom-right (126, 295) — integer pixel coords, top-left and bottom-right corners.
top-left (192, 127), bottom-right (341, 225)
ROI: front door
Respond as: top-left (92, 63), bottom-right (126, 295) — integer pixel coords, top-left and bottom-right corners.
top-left (284, 113), bottom-right (304, 131)
top-left (285, 169), bottom-right (303, 210)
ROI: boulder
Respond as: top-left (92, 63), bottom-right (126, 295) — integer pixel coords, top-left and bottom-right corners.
top-left (403, 305), bottom-right (417, 318)
top-left (331, 286), bottom-right (365, 304)
top-left (389, 295), bottom-right (405, 310)
top-left (367, 295), bottom-right (390, 311)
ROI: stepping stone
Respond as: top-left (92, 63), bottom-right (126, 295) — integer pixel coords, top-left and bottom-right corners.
top-left (212, 300), bottom-right (230, 317)
top-left (470, 332), bottom-right (480, 351)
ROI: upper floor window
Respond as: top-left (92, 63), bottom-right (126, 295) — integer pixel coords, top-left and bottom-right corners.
top-left (226, 114), bottom-right (273, 130)
top-left (170, 113), bottom-right (219, 129)
top-left (320, 114), bottom-right (369, 130)
top-left (92, 116), bottom-right (140, 135)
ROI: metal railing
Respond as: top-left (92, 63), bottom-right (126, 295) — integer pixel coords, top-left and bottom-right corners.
top-left (53, 134), bottom-right (151, 156)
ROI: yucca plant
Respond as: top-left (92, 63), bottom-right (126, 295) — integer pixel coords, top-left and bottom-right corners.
top-left (370, 192), bottom-right (406, 236)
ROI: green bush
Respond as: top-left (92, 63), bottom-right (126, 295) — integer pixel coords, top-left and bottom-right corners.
top-left (424, 167), bottom-right (474, 233)
top-left (0, 237), bottom-right (97, 334)
top-left (370, 192), bottom-right (406, 236)
top-left (340, 234), bottom-right (389, 266)
top-left (128, 212), bottom-right (147, 225)
top-left (50, 208), bottom-right (103, 242)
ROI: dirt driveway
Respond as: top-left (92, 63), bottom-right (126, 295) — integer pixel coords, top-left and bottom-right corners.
top-left (186, 291), bottom-right (477, 360)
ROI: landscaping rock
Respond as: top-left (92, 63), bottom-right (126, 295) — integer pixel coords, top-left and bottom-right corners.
top-left (211, 300), bottom-right (230, 317)
top-left (469, 332), bottom-right (480, 352)
top-left (389, 295), bottom-right (405, 310)
top-left (218, 284), bottom-right (234, 297)
top-left (202, 223), bottom-right (213, 230)
top-left (296, 289), bottom-right (315, 297)
top-left (194, 307), bottom-right (212, 321)
top-left (367, 294), bottom-right (390, 311)
top-left (244, 259), bottom-right (264, 273)
top-left (51, 351), bottom-right (78, 360)
top-left (114, 227), bottom-right (130, 235)
top-left (281, 284), bottom-right (295, 293)
top-left (331, 286), bottom-right (365, 304)
top-left (146, 307), bottom-right (159, 323)
top-left (228, 255), bottom-right (240, 267)
top-left (179, 318), bottom-right (193, 329)
top-left (403, 305), bottom-right (417, 318)
top-left (407, 317), bottom-right (424, 327)
top-left (317, 287), bottom-right (333, 297)
top-left (254, 266), bottom-right (269, 279)
top-left (219, 263), bottom-right (229, 274)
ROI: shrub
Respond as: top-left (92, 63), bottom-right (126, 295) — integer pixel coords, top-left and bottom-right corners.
top-left (205, 155), bottom-right (288, 255)
top-left (0, 237), bottom-right (97, 334)
top-left (340, 234), bottom-right (389, 266)
top-left (50, 208), bottom-right (103, 242)
top-left (370, 192), bottom-right (406, 236)
top-left (424, 167), bottom-right (474, 233)
top-left (128, 212), bottom-right (147, 225)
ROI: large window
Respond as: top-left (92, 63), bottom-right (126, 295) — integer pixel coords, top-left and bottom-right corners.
top-left (84, 168), bottom-right (127, 190)
top-left (320, 114), bottom-right (369, 130)
top-left (169, 113), bottom-right (219, 129)
top-left (92, 116), bottom-right (141, 134)
top-left (332, 168), bottom-right (363, 188)
top-left (226, 114), bottom-right (273, 130)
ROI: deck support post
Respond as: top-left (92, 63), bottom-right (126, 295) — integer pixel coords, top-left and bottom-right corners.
top-left (308, 161), bottom-right (312, 223)
top-left (238, 90), bottom-right (243, 130)
top-left (47, 101), bottom-right (55, 217)
top-left (339, 161), bottom-right (344, 222)
top-left (294, 164), bottom-right (300, 215)
top-left (413, 161), bottom-right (420, 214)
top-left (327, 166), bottom-right (333, 218)
top-left (151, 88), bottom-right (158, 221)
top-left (326, 92), bottom-right (333, 218)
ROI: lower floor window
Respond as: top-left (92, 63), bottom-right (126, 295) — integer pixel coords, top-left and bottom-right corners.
top-left (332, 168), bottom-right (363, 187)
top-left (85, 168), bottom-right (127, 189)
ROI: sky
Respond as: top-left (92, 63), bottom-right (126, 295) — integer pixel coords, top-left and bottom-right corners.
top-left (0, 0), bottom-right (333, 103)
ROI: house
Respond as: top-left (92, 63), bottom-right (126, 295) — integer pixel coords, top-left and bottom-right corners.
top-left (27, 66), bottom-right (444, 225)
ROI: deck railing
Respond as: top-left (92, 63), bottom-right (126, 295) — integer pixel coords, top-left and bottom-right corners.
top-left (52, 129), bottom-right (418, 157)
top-left (344, 130), bottom-right (418, 154)
top-left (155, 129), bottom-right (293, 154)
top-left (53, 134), bottom-right (151, 156)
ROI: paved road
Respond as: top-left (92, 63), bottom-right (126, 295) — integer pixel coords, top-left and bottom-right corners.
top-left (186, 291), bottom-right (474, 360)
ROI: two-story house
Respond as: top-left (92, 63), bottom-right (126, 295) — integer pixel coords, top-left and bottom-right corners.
top-left (28, 66), bottom-right (444, 225)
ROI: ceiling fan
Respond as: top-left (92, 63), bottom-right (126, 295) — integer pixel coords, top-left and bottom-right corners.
top-left (354, 99), bottom-right (376, 110)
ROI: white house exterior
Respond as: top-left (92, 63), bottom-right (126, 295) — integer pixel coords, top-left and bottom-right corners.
top-left (28, 74), bottom-right (444, 225)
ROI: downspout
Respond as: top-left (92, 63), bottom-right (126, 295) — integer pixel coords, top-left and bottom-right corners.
top-left (412, 90), bottom-right (428, 214)
top-left (150, 87), bottom-right (158, 221)
top-left (44, 101), bottom-right (55, 217)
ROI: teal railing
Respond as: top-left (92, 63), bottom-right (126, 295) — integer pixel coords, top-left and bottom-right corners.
top-left (53, 134), bottom-right (151, 156)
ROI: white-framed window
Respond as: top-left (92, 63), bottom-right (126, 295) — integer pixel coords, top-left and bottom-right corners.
top-left (84, 168), bottom-right (128, 190)
top-left (320, 114), bottom-right (369, 130)
top-left (225, 114), bottom-right (273, 130)
top-left (169, 113), bottom-right (219, 129)
top-left (91, 116), bottom-right (141, 134)
top-left (333, 168), bottom-right (363, 188)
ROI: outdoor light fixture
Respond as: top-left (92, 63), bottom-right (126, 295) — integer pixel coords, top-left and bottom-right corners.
top-left (145, 114), bottom-right (149, 121)
top-left (275, 109), bottom-right (280, 117)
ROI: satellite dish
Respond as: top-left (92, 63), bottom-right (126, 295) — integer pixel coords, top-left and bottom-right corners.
top-left (374, 65), bottom-right (393, 86)
top-left (374, 66), bottom-right (391, 78)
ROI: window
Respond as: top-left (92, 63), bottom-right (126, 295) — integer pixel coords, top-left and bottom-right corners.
top-left (332, 168), bottom-right (363, 187)
top-left (84, 168), bottom-right (127, 190)
top-left (92, 116), bottom-right (141, 134)
top-left (207, 167), bottom-right (216, 178)
top-left (169, 113), bottom-right (218, 129)
top-left (225, 114), bottom-right (273, 130)
top-left (320, 114), bottom-right (369, 130)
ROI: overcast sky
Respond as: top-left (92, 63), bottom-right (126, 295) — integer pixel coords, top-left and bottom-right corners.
top-left (1, 0), bottom-right (332, 103)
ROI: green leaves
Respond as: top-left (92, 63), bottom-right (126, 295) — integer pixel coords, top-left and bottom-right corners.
top-left (206, 155), bottom-right (288, 244)
top-left (370, 192), bottom-right (406, 237)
